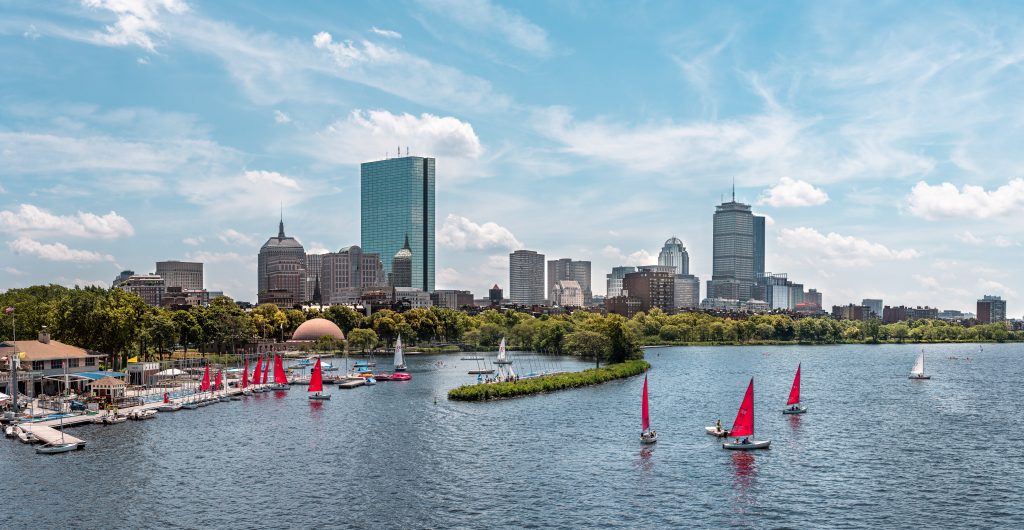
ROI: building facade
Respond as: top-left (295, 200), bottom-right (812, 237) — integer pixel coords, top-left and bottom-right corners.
top-left (604, 295), bottom-right (642, 318)
top-left (155, 261), bottom-right (203, 291)
top-left (305, 253), bottom-right (324, 302)
top-left (551, 279), bottom-right (584, 307)
top-left (431, 290), bottom-right (474, 309)
top-left (862, 299), bottom-right (883, 318)
top-left (117, 274), bottom-right (166, 306)
top-left (753, 215), bottom-right (765, 275)
top-left (622, 270), bottom-right (674, 313)
top-left (832, 304), bottom-right (871, 320)
top-left (657, 237), bottom-right (690, 275)
top-left (510, 250), bottom-right (545, 306)
top-left (755, 272), bottom-right (793, 310)
top-left (606, 266), bottom-right (637, 298)
top-left (488, 284), bottom-right (503, 306)
top-left (674, 275), bottom-right (700, 311)
top-left (320, 245), bottom-right (386, 305)
top-left (257, 219), bottom-right (307, 308)
top-left (707, 196), bottom-right (757, 301)
top-left (547, 258), bottom-right (592, 306)
top-left (977, 295), bottom-right (1007, 323)
top-left (360, 156), bottom-right (435, 292)
top-left (389, 235), bottom-right (413, 288)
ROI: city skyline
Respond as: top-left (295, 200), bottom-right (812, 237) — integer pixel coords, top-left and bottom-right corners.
top-left (0, 1), bottom-right (1022, 316)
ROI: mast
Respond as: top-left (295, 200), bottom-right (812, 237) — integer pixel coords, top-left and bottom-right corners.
top-left (6, 306), bottom-right (18, 413)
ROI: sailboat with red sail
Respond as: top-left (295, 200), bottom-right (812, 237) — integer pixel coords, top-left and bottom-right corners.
top-left (308, 357), bottom-right (331, 400)
top-left (722, 377), bottom-right (771, 450)
top-left (215, 369), bottom-right (230, 401)
top-left (783, 363), bottom-right (807, 414)
top-left (640, 375), bottom-right (657, 444)
top-left (271, 355), bottom-right (290, 390)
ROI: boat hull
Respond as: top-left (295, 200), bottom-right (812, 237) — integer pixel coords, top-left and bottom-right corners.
top-left (705, 426), bottom-right (729, 437)
top-left (468, 369), bottom-right (495, 375)
top-left (390, 373), bottom-right (412, 381)
top-left (909, 375), bottom-right (931, 380)
top-left (36, 442), bottom-right (79, 454)
top-left (156, 404), bottom-right (181, 412)
top-left (640, 432), bottom-right (658, 444)
top-left (309, 394), bottom-right (332, 400)
top-left (783, 404), bottom-right (807, 414)
top-left (723, 440), bottom-right (771, 450)
top-left (270, 384), bottom-right (290, 390)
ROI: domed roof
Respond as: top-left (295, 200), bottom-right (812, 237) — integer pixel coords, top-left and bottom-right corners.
top-left (665, 237), bottom-right (684, 245)
top-left (290, 318), bottom-right (345, 342)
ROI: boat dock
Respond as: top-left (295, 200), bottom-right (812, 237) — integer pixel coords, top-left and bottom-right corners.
top-left (338, 379), bottom-right (365, 389)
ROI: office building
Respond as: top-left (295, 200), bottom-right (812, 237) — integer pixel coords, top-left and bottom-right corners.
top-left (117, 274), bottom-right (165, 306)
top-left (112, 270), bottom-right (135, 287)
top-left (393, 287), bottom-right (432, 309)
top-left (360, 156), bottom-right (435, 292)
top-left (320, 245), bottom-right (386, 305)
top-left (622, 270), bottom-right (674, 313)
top-left (707, 193), bottom-right (756, 301)
top-left (832, 304), bottom-right (871, 321)
top-left (155, 261), bottom-right (203, 291)
top-left (547, 258), bottom-right (592, 306)
top-left (804, 289), bottom-right (823, 309)
top-left (389, 235), bottom-right (413, 288)
top-left (305, 253), bottom-right (324, 302)
top-left (882, 305), bottom-right (939, 323)
top-left (488, 284), bottom-right (503, 306)
top-left (257, 217), bottom-right (306, 308)
top-left (510, 250), bottom-right (545, 306)
top-left (551, 279), bottom-right (584, 307)
top-left (674, 275), bottom-right (700, 310)
top-left (606, 266), bottom-right (637, 298)
top-left (862, 299), bottom-right (883, 318)
top-left (753, 215), bottom-right (765, 275)
top-left (431, 290), bottom-right (474, 309)
top-left (977, 295), bottom-right (1007, 323)
top-left (755, 272), bottom-right (793, 310)
top-left (605, 295), bottom-right (642, 318)
top-left (658, 237), bottom-right (690, 275)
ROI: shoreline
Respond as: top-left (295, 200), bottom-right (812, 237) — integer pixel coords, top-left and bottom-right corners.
top-left (447, 360), bottom-right (650, 401)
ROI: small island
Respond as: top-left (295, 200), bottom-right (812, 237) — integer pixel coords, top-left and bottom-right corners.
top-left (448, 359), bottom-right (651, 401)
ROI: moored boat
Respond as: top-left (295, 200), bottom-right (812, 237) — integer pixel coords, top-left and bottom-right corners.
top-left (783, 363), bottom-right (807, 414)
top-left (129, 409), bottom-right (157, 420)
top-left (393, 335), bottom-right (407, 372)
top-left (35, 441), bottom-right (78, 454)
top-left (722, 378), bottom-right (771, 450)
top-left (270, 355), bottom-right (290, 390)
top-left (390, 372), bottom-right (412, 381)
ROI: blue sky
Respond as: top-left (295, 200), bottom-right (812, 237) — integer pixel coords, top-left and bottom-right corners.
top-left (1, 0), bottom-right (1022, 315)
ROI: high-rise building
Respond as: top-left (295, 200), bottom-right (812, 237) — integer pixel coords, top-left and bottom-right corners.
top-left (360, 156), bottom-right (435, 292)
top-left (156, 261), bottom-right (203, 291)
top-left (551, 279), bottom-right (584, 307)
top-left (320, 245), bottom-right (386, 305)
top-left (547, 258), bottom-right (592, 306)
top-left (389, 235), bottom-right (413, 288)
top-left (755, 272), bottom-right (793, 310)
top-left (658, 237), bottom-right (690, 275)
top-left (117, 274), bottom-right (165, 306)
top-left (862, 299), bottom-right (883, 318)
top-left (674, 275), bottom-right (700, 310)
top-left (509, 250), bottom-right (545, 306)
top-left (622, 270), bottom-right (675, 313)
top-left (305, 253), bottom-right (324, 302)
top-left (753, 215), bottom-right (765, 275)
top-left (257, 217), bottom-right (306, 308)
top-left (977, 295), bottom-right (1007, 323)
top-left (112, 270), bottom-right (135, 287)
top-left (707, 193), bottom-right (756, 301)
top-left (804, 288), bottom-right (823, 309)
top-left (431, 290), bottom-right (474, 309)
top-left (488, 284), bottom-right (503, 306)
top-left (606, 266), bottom-right (637, 298)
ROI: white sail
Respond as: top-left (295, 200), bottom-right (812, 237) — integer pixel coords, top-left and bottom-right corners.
top-left (911, 351), bottom-right (925, 376)
top-left (496, 337), bottom-right (507, 363)
top-left (393, 335), bottom-right (405, 369)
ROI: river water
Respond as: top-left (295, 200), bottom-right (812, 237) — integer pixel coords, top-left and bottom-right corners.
top-left (2, 344), bottom-right (1022, 528)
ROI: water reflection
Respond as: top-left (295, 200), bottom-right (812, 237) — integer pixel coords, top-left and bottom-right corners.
top-left (729, 451), bottom-right (759, 518)
top-left (637, 445), bottom-right (654, 472)
top-left (787, 412), bottom-right (803, 432)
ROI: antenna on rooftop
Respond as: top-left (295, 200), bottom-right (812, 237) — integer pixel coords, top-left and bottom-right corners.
top-left (732, 177), bottom-right (736, 202)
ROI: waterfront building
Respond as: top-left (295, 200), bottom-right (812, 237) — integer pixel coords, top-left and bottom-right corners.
top-left (658, 237), bottom-right (690, 275)
top-left (112, 270), bottom-right (135, 287)
top-left (700, 298), bottom-right (771, 312)
top-left (622, 270), bottom-right (674, 313)
top-left (0, 327), bottom-right (104, 396)
top-left (753, 215), bottom-right (766, 275)
top-left (257, 217), bottom-right (306, 308)
top-left (977, 295), bottom-right (1007, 323)
top-left (547, 258), bottom-right (592, 306)
top-left (160, 287), bottom-right (210, 308)
top-left (305, 253), bottom-right (324, 302)
top-left (551, 279), bottom-right (585, 307)
top-left (320, 245), bottom-right (386, 305)
top-left (360, 156), bottom-right (435, 292)
top-left (431, 289), bottom-right (474, 309)
top-left (510, 250), bottom-right (545, 306)
top-left (389, 235), bottom-right (414, 288)
top-left (606, 266), bottom-right (637, 298)
top-left (117, 274), bottom-right (165, 306)
top-left (155, 261), bottom-right (203, 291)
top-left (605, 295), bottom-right (642, 318)
top-left (488, 284), bottom-right (503, 306)
top-left (707, 192), bottom-right (756, 301)
top-left (862, 299), bottom-right (883, 318)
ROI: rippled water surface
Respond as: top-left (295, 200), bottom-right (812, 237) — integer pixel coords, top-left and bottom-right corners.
top-left (3, 344), bottom-right (1023, 528)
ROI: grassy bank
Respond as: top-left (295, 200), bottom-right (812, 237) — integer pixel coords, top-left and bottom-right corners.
top-left (447, 359), bottom-right (650, 401)
top-left (641, 338), bottom-right (1020, 347)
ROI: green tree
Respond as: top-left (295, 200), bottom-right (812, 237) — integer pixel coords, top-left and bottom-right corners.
top-left (347, 328), bottom-right (379, 352)
top-left (607, 317), bottom-right (642, 363)
top-left (564, 330), bottom-right (609, 367)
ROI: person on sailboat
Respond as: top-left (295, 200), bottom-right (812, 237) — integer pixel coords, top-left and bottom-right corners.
top-left (715, 419), bottom-right (723, 434)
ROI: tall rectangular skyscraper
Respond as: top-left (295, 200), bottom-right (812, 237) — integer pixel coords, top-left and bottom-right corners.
top-left (707, 196), bottom-right (756, 301)
top-left (510, 250), bottom-right (545, 306)
top-left (752, 215), bottom-right (765, 275)
top-left (360, 156), bottom-right (435, 292)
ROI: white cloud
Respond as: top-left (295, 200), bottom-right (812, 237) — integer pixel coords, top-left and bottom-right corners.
top-left (83, 0), bottom-right (189, 52)
top-left (273, 110), bottom-right (291, 124)
top-left (0, 204), bottom-right (134, 239)
top-left (912, 274), bottom-right (941, 290)
top-left (993, 236), bottom-right (1016, 248)
top-left (415, 0), bottom-right (552, 57)
top-left (70, 278), bottom-right (109, 288)
top-left (179, 170), bottom-right (307, 217)
top-left (307, 242), bottom-right (330, 254)
top-left (137, 56), bottom-right (149, 64)
top-left (370, 27), bottom-right (401, 39)
top-left (906, 178), bottom-right (1024, 220)
top-left (777, 227), bottom-right (919, 267)
top-left (3, 266), bottom-right (26, 276)
top-left (955, 231), bottom-right (983, 244)
top-left (437, 214), bottom-right (521, 250)
top-left (8, 237), bottom-right (114, 263)
top-left (218, 229), bottom-right (254, 246)
top-left (184, 250), bottom-right (249, 265)
top-left (758, 177), bottom-right (829, 207)
top-left (752, 212), bottom-right (775, 227)
top-left (601, 245), bottom-right (657, 266)
top-left (24, 24), bottom-right (40, 40)
top-left (978, 279), bottom-right (1018, 297)
top-left (182, 236), bottom-right (204, 246)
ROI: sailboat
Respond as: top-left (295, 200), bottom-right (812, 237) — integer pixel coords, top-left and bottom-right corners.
top-left (215, 369), bottom-right (230, 401)
top-left (308, 358), bottom-right (331, 400)
top-left (252, 357), bottom-right (268, 393)
top-left (37, 367), bottom-right (78, 453)
top-left (493, 337), bottom-right (512, 364)
top-left (909, 350), bottom-right (931, 380)
top-left (261, 358), bottom-right (270, 389)
top-left (722, 378), bottom-right (771, 450)
top-left (271, 355), bottom-right (290, 390)
top-left (783, 363), bottom-right (807, 414)
top-left (640, 375), bottom-right (657, 444)
top-left (391, 335), bottom-right (411, 381)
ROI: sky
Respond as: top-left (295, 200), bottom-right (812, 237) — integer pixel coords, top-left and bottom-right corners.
top-left (0, 0), bottom-right (1022, 316)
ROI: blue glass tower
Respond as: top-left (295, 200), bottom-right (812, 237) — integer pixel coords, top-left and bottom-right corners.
top-left (360, 156), bottom-right (435, 292)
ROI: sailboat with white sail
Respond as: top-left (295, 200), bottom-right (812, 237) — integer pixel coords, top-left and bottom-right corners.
top-left (391, 335), bottom-right (412, 381)
top-left (909, 350), bottom-right (931, 380)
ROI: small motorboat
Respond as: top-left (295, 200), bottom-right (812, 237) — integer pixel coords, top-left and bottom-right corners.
top-left (721, 378), bottom-right (770, 451)
top-left (129, 409), bottom-right (157, 420)
top-left (468, 369), bottom-right (495, 375)
top-left (156, 403), bottom-right (182, 412)
top-left (102, 413), bottom-right (128, 425)
top-left (390, 372), bottom-right (412, 381)
top-left (182, 402), bottom-right (200, 410)
top-left (783, 404), bottom-right (807, 414)
top-left (374, 373), bottom-right (391, 381)
top-left (309, 394), bottom-right (332, 400)
top-left (365, 377), bottom-right (376, 386)
top-left (242, 389), bottom-right (253, 396)
top-left (36, 442), bottom-right (78, 454)
top-left (4, 423), bottom-right (18, 438)
top-left (17, 427), bottom-right (37, 444)
top-left (783, 363), bottom-right (807, 414)
top-left (640, 431), bottom-right (658, 444)
top-left (705, 426), bottom-right (729, 438)
top-left (229, 394), bottom-right (242, 401)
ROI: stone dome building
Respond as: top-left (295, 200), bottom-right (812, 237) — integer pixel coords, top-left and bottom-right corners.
top-left (289, 318), bottom-right (345, 342)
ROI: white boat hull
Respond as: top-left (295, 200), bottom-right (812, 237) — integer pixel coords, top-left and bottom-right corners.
top-left (705, 426), bottom-right (729, 437)
top-left (36, 442), bottom-right (78, 454)
top-left (309, 394), bottom-right (331, 400)
top-left (640, 432), bottom-right (657, 444)
top-left (783, 404), bottom-right (807, 414)
top-left (909, 374), bottom-right (931, 380)
top-left (723, 439), bottom-right (771, 450)
top-left (18, 429), bottom-right (36, 444)
top-left (129, 410), bottom-right (157, 420)
top-left (156, 404), bottom-right (181, 412)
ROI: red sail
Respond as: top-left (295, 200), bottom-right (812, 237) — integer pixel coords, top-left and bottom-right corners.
top-left (242, 359), bottom-right (250, 388)
top-left (641, 375), bottom-right (650, 432)
top-left (262, 359), bottom-right (270, 384)
top-left (214, 369), bottom-right (223, 391)
top-left (787, 363), bottom-right (801, 405)
top-left (729, 378), bottom-right (755, 437)
top-left (252, 357), bottom-right (263, 385)
top-left (308, 358), bottom-right (323, 393)
top-left (200, 365), bottom-right (211, 391)
top-left (274, 355), bottom-right (287, 384)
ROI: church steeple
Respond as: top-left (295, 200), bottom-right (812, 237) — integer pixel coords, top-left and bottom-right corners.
top-left (312, 274), bottom-right (322, 307)
top-left (278, 205), bottom-right (285, 239)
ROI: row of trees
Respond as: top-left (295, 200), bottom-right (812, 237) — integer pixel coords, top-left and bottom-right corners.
top-left (1, 285), bottom-right (1017, 369)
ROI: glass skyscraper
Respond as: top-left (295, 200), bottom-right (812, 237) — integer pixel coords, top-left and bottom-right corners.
top-left (360, 156), bottom-right (435, 292)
